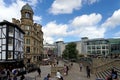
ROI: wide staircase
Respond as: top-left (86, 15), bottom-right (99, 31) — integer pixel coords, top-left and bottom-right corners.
top-left (92, 58), bottom-right (120, 80)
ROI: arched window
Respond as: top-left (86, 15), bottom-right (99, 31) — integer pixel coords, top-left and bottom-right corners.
top-left (25, 12), bottom-right (30, 18)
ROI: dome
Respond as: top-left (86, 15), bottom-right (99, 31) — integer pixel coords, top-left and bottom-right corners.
top-left (21, 3), bottom-right (33, 12)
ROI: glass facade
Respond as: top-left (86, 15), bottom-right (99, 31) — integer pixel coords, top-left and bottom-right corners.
top-left (86, 39), bottom-right (109, 56)
top-left (108, 39), bottom-right (120, 54)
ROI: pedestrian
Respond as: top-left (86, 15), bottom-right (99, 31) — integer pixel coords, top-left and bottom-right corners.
top-left (63, 64), bottom-right (67, 75)
top-left (79, 63), bottom-right (83, 72)
top-left (20, 74), bottom-right (25, 80)
top-left (7, 69), bottom-right (11, 80)
top-left (37, 67), bottom-right (41, 77)
top-left (66, 65), bottom-right (69, 75)
top-left (43, 73), bottom-right (51, 80)
top-left (57, 60), bottom-right (59, 65)
top-left (86, 66), bottom-right (90, 78)
top-left (56, 70), bottom-right (63, 80)
top-left (111, 69), bottom-right (118, 79)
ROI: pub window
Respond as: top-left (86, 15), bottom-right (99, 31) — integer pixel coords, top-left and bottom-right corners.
top-left (26, 46), bottom-right (30, 53)
top-left (8, 51), bottom-right (13, 60)
top-left (8, 37), bottom-right (13, 45)
top-left (9, 26), bottom-right (14, 34)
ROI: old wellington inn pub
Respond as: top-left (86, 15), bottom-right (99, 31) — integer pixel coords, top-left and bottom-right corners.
top-left (0, 20), bottom-right (25, 70)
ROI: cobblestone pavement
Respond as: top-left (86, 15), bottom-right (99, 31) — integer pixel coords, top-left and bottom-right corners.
top-left (24, 65), bottom-right (56, 80)
top-left (63, 63), bottom-right (96, 80)
top-left (21, 61), bottom-right (96, 80)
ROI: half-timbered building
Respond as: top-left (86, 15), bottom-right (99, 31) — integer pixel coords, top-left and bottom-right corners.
top-left (0, 21), bottom-right (25, 69)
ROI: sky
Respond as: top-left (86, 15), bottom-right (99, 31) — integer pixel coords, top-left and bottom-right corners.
top-left (0, 0), bottom-right (120, 44)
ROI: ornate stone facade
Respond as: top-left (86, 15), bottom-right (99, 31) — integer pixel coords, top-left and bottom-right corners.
top-left (12, 3), bottom-right (43, 63)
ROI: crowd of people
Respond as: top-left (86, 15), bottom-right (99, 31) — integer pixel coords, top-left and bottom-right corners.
top-left (0, 67), bottom-right (26, 80)
top-left (1, 59), bottom-right (118, 80)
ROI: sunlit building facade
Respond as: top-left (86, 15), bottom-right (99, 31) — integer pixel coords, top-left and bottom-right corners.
top-left (12, 3), bottom-right (43, 63)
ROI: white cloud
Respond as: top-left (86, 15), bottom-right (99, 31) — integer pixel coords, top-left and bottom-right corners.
top-left (42, 13), bottom-right (105, 44)
top-left (71, 13), bottom-right (102, 27)
top-left (43, 35), bottom-right (63, 44)
top-left (42, 9), bottom-right (120, 44)
top-left (42, 21), bottom-right (68, 37)
top-left (101, 9), bottom-right (120, 30)
top-left (33, 15), bottom-right (42, 23)
top-left (114, 31), bottom-right (120, 37)
top-left (49, 0), bottom-right (99, 15)
top-left (69, 13), bottom-right (104, 38)
top-left (49, 0), bottom-right (82, 15)
top-left (43, 36), bottom-right (54, 44)
top-left (56, 38), bottom-right (64, 42)
top-left (27, 0), bottom-right (38, 6)
top-left (83, 0), bottom-right (99, 4)
top-left (0, 0), bottom-right (41, 23)
top-left (0, 0), bottom-right (25, 22)
top-left (42, 21), bottom-right (68, 44)
top-left (0, 0), bottom-right (5, 6)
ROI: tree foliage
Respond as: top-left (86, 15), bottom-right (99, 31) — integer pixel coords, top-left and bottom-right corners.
top-left (62, 42), bottom-right (78, 59)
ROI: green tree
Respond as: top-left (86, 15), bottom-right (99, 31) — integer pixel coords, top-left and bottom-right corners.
top-left (62, 42), bottom-right (78, 59)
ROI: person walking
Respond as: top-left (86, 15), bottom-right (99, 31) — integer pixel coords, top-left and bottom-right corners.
top-left (86, 66), bottom-right (90, 78)
top-left (37, 67), bottom-right (41, 77)
top-left (79, 63), bottom-right (83, 72)
top-left (66, 65), bottom-right (69, 75)
top-left (7, 69), bottom-right (10, 79)
top-left (56, 70), bottom-right (63, 80)
top-left (63, 64), bottom-right (67, 76)
top-left (43, 73), bottom-right (51, 80)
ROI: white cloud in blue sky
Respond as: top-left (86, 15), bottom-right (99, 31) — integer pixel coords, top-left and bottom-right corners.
top-left (49, 0), bottom-right (99, 15)
top-left (69, 13), bottom-right (104, 38)
top-left (0, 0), bottom-right (120, 44)
top-left (102, 9), bottom-right (120, 29)
top-left (0, 0), bottom-right (41, 23)
top-left (83, 0), bottom-right (99, 4)
top-left (49, 0), bottom-right (82, 15)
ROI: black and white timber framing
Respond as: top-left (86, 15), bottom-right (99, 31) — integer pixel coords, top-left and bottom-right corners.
top-left (0, 21), bottom-right (24, 65)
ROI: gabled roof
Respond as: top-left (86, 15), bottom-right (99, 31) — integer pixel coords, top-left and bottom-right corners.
top-left (0, 20), bottom-right (25, 34)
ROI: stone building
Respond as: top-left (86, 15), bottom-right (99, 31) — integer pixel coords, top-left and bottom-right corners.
top-left (12, 3), bottom-right (43, 63)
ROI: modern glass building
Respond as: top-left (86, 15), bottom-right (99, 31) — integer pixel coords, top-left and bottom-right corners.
top-left (85, 38), bottom-right (109, 56)
top-left (108, 38), bottom-right (120, 55)
top-left (54, 37), bottom-right (120, 57)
